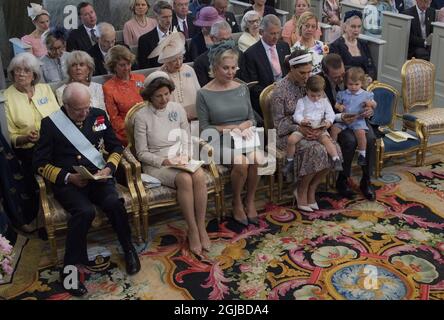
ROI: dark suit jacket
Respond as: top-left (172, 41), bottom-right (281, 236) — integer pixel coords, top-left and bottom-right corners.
top-left (33, 107), bottom-right (123, 186)
top-left (188, 32), bottom-right (207, 61)
top-left (319, 71), bottom-right (340, 107)
top-left (394, 0), bottom-right (406, 12)
top-left (87, 44), bottom-right (107, 76)
top-left (137, 28), bottom-right (161, 69)
top-left (402, 6), bottom-right (436, 58)
top-left (329, 36), bottom-right (377, 81)
top-left (225, 11), bottom-right (240, 33)
top-left (66, 25), bottom-right (94, 52)
top-left (172, 14), bottom-right (199, 39)
top-left (431, 0), bottom-right (444, 9)
top-left (242, 39), bottom-right (290, 114)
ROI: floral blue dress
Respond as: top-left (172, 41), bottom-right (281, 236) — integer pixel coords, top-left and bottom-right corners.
top-left (292, 40), bottom-right (328, 75)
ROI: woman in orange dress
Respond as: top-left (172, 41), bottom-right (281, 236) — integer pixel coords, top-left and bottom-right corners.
top-left (103, 45), bottom-right (144, 145)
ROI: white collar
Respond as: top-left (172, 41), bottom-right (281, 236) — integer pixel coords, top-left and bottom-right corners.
top-left (416, 5), bottom-right (426, 15)
top-left (261, 38), bottom-right (275, 52)
top-left (157, 26), bottom-right (170, 39)
top-left (84, 25), bottom-right (97, 33)
top-left (176, 14), bottom-right (186, 24)
top-left (346, 88), bottom-right (364, 95)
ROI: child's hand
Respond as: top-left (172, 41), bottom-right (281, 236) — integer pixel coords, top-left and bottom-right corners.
top-left (335, 103), bottom-right (345, 112)
top-left (301, 119), bottom-right (311, 126)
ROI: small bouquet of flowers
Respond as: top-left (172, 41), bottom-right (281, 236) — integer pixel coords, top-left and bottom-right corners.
top-left (0, 234), bottom-right (13, 282)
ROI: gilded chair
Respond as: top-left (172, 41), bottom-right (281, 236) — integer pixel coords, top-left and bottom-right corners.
top-left (124, 102), bottom-right (222, 240)
top-left (367, 81), bottom-right (424, 177)
top-left (36, 158), bottom-right (141, 266)
top-left (260, 83), bottom-right (301, 202)
top-left (401, 58), bottom-right (444, 152)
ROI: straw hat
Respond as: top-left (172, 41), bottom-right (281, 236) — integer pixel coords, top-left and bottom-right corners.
top-left (148, 32), bottom-right (186, 64)
top-left (193, 6), bottom-right (224, 27)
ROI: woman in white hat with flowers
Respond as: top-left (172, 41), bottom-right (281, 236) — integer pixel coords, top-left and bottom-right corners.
top-left (149, 32), bottom-right (201, 120)
top-left (21, 3), bottom-right (51, 58)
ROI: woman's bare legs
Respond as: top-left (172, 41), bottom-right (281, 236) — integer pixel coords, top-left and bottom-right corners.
top-left (231, 155), bottom-right (249, 223)
top-left (191, 168), bottom-right (210, 250)
top-left (296, 173), bottom-right (315, 206)
top-left (176, 172), bottom-right (201, 255)
top-left (307, 168), bottom-right (329, 204)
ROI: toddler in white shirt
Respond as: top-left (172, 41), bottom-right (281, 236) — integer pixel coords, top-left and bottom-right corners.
top-left (283, 75), bottom-right (343, 176)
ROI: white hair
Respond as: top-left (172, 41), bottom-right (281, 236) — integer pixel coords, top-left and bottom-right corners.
top-left (259, 14), bottom-right (281, 31)
top-left (62, 82), bottom-right (91, 106)
top-left (7, 52), bottom-right (42, 85)
top-left (96, 22), bottom-right (116, 38)
top-left (241, 10), bottom-right (261, 32)
top-left (210, 20), bottom-right (231, 37)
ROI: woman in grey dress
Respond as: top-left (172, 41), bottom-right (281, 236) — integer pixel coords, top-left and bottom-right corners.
top-left (271, 49), bottom-right (341, 212)
top-left (197, 42), bottom-right (263, 227)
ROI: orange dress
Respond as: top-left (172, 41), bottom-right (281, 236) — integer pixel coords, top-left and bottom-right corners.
top-left (103, 73), bottom-right (145, 145)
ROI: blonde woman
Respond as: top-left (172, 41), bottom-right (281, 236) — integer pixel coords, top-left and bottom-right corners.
top-left (282, 0), bottom-right (321, 47)
top-left (123, 0), bottom-right (157, 46)
top-left (292, 12), bottom-right (328, 75)
top-left (21, 3), bottom-right (50, 58)
top-left (55, 51), bottom-right (106, 115)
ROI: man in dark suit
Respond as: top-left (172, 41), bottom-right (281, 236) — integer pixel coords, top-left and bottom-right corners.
top-left (242, 14), bottom-right (290, 117)
top-left (320, 53), bottom-right (377, 201)
top-left (193, 20), bottom-right (237, 86)
top-left (213, 0), bottom-right (241, 33)
top-left (66, 2), bottom-right (98, 52)
top-left (138, 1), bottom-right (174, 69)
top-left (33, 83), bottom-right (140, 297)
top-left (393, 0), bottom-right (406, 13)
top-left (87, 22), bottom-right (116, 76)
top-left (402, 0), bottom-right (436, 60)
top-left (172, 0), bottom-right (199, 39)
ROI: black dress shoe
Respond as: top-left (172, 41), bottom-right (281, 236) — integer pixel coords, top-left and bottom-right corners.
top-left (336, 177), bottom-right (355, 199)
top-left (60, 269), bottom-right (88, 297)
top-left (360, 179), bottom-right (376, 201)
top-left (124, 248), bottom-right (141, 275)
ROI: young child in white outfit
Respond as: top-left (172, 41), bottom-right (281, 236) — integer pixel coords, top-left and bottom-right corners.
top-left (284, 75), bottom-right (343, 176)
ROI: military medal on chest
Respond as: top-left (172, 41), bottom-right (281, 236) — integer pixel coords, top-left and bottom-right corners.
top-left (93, 115), bottom-right (107, 132)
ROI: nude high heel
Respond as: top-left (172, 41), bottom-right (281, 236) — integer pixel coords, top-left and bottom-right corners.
top-left (293, 188), bottom-right (313, 212)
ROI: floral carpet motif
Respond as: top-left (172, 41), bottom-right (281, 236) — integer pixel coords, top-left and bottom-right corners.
top-left (7, 162), bottom-right (444, 300)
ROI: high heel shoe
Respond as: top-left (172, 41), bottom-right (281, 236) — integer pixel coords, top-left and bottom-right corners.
top-left (293, 188), bottom-right (313, 212)
top-left (308, 202), bottom-right (319, 210)
top-left (247, 216), bottom-right (259, 226)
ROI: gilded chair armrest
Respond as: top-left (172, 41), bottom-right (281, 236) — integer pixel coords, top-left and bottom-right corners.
top-left (116, 157), bottom-right (139, 214)
top-left (413, 119), bottom-right (425, 142)
top-left (34, 174), bottom-right (53, 228)
top-left (123, 147), bottom-right (149, 213)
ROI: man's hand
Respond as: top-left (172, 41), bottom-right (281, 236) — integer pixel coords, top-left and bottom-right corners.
top-left (361, 101), bottom-right (375, 118)
top-left (335, 103), bottom-right (345, 112)
top-left (68, 173), bottom-right (88, 188)
top-left (94, 167), bottom-right (112, 182)
top-left (341, 113), bottom-right (358, 124)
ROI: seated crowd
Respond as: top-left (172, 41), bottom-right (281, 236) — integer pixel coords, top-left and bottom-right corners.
top-left (2, 0), bottom-right (444, 297)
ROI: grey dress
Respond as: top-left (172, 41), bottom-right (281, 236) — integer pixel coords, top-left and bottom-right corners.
top-left (271, 76), bottom-right (341, 178)
top-left (196, 83), bottom-right (257, 164)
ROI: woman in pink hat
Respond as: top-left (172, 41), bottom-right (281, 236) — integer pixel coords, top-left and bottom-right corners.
top-left (188, 6), bottom-right (225, 60)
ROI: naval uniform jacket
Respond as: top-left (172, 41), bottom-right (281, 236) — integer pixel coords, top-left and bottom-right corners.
top-left (33, 106), bottom-right (123, 186)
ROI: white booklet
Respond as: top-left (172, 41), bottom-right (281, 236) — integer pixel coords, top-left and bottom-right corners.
top-left (230, 127), bottom-right (262, 151)
top-left (141, 173), bottom-right (161, 188)
top-left (73, 165), bottom-right (112, 180)
top-left (385, 130), bottom-right (418, 143)
top-left (166, 159), bottom-right (205, 173)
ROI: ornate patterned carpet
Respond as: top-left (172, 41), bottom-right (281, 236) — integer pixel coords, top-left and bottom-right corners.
top-left (2, 161), bottom-right (444, 300)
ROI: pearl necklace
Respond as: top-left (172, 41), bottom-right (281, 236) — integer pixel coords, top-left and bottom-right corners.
top-left (172, 71), bottom-right (184, 103)
top-left (135, 16), bottom-right (147, 28)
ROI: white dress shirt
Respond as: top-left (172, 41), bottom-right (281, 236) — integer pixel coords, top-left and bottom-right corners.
top-left (293, 96), bottom-right (336, 125)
